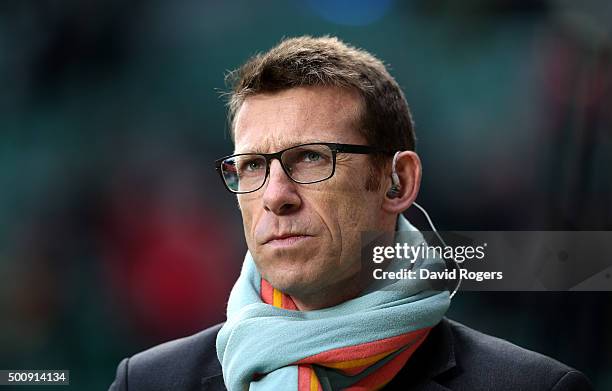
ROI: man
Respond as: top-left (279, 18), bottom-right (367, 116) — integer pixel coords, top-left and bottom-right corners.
top-left (110, 36), bottom-right (592, 390)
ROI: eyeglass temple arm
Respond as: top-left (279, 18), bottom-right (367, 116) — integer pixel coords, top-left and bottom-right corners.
top-left (331, 144), bottom-right (394, 155)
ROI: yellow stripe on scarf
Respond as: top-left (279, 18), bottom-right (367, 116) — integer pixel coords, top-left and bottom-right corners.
top-left (310, 367), bottom-right (319, 391)
top-left (273, 288), bottom-right (283, 308)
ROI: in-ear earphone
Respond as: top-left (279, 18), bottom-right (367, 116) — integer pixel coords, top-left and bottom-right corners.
top-left (386, 151), bottom-right (401, 198)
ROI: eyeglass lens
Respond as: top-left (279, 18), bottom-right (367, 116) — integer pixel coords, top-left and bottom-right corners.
top-left (220, 144), bottom-right (335, 193)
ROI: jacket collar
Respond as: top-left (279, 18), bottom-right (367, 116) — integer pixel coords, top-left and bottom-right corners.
top-left (385, 317), bottom-right (457, 390)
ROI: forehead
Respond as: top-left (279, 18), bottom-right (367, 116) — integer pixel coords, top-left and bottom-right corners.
top-left (233, 86), bottom-right (365, 153)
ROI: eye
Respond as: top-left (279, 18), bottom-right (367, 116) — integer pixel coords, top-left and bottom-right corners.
top-left (302, 151), bottom-right (321, 162)
top-left (239, 158), bottom-right (264, 172)
top-left (246, 160), bottom-right (263, 171)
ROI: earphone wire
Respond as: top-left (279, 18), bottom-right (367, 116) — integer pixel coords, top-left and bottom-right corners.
top-left (412, 202), bottom-right (462, 299)
top-left (389, 151), bottom-right (460, 298)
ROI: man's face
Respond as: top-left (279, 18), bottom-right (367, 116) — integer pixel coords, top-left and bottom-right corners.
top-left (234, 86), bottom-right (389, 303)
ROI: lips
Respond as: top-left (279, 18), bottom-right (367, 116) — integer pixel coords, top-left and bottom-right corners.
top-left (254, 217), bottom-right (316, 246)
top-left (263, 233), bottom-right (312, 245)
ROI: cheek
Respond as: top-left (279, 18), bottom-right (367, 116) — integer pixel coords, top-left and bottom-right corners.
top-left (322, 191), bottom-right (381, 250)
top-left (237, 197), bottom-right (259, 243)
top-left (305, 190), bottom-right (340, 233)
top-left (308, 191), bottom-right (363, 253)
top-left (316, 179), bottom-right (375, 222)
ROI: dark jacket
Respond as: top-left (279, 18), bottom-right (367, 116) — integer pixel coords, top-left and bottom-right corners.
top-left (109, 318), bottom-right (592, 390)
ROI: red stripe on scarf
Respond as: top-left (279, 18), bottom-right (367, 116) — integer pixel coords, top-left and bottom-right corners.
top-left (298, 365), bottom-right (321, 391)
top-left (297, 328), bottom-right (430, 364)
top-left (281, 291), bottom-right (298, 310)
top-left (261, 279), bottom-right (298, 310)
top-left (261, 279), bottom-right (274, 305)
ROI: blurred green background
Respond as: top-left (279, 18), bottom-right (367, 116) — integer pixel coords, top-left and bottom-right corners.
top-left (0, 0), bottom-right (611, 389)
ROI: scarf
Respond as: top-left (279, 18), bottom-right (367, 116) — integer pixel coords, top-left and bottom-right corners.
top-left (216, 215), bottom-right (450, 390)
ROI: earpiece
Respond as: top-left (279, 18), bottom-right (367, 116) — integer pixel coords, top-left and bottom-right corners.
top-left (386, 185), bottom-right (401, 198)
top-left (386, 151), bottom-right (402, 198)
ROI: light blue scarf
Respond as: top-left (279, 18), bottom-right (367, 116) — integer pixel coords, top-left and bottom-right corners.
top-left (216, 215), bottom-right (450, 390)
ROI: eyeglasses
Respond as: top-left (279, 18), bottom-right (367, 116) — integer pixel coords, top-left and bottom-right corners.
top-left (215, 142), bottom-right (392, 194)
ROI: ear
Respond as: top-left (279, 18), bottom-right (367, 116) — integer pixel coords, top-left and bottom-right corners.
top-left (381, 151), bottom-right (421, 214)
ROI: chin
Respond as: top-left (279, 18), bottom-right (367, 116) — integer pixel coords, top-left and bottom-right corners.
top-left (260, 262), bottom-right (324, 294)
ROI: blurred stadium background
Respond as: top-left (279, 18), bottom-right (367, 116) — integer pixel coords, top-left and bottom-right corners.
top-left (0, 0), bottom-right (611, 389)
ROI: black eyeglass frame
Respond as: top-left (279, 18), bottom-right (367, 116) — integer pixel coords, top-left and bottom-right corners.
top-left (214, 142), bottom-right (393, 194)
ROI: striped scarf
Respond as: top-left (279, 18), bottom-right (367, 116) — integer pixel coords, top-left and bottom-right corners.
top-left (216, 215), bottom-right (450, 391)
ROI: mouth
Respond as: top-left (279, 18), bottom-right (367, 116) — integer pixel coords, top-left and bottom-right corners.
top-left (264, 234), bottom-right (313, 248)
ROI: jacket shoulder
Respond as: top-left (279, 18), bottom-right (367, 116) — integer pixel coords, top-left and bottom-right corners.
top-left (446, 319), bottom-right (592, 391)
top-left (109, 323), bottom-right (224, 391)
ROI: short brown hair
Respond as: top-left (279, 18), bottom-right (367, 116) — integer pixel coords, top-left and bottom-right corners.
top-left (225, 36), bottom-right (415, 190)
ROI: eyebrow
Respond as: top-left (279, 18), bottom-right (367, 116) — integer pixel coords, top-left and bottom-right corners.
top-left (235, 138), bottom-right (327, 154)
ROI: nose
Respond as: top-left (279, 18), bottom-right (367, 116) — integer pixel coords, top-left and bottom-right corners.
top-left (262, 159), bottom-right (301, 215)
